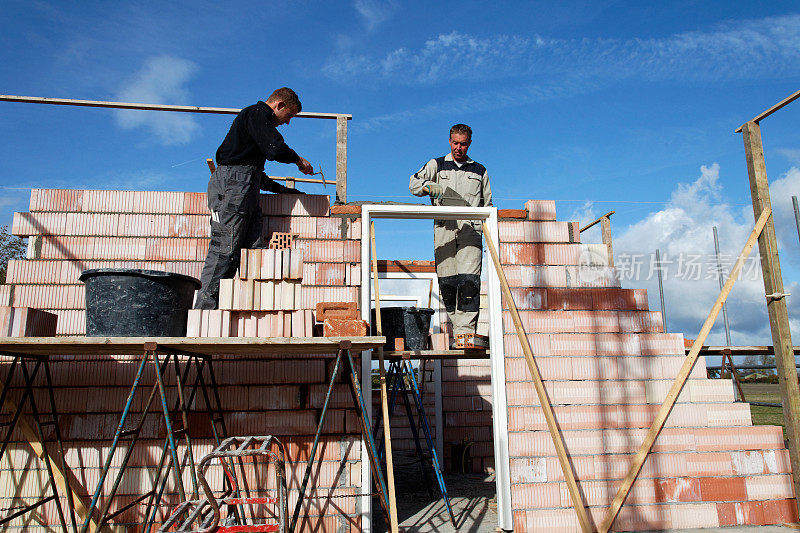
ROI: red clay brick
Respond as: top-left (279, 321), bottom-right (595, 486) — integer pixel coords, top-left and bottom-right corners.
top-left (655, 478), bottom-right (701, 503)
top-left (716, 502), bottom-right (737, 526)
top-left (316, 302), bottom-right (358, 320)
top-left (323, 318), bottom-right (368, 337)
top-left (762, 498), bottom-right (800, 525)
top-left (330, 204), bottom-right (361, 215)
top-left (498, 209), bottom-right (527, 219)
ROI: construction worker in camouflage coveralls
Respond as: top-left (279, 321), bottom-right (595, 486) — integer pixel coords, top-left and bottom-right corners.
top-left (194, 88), bottom-right (314, 310)
top-left (409, 124), bottom-right (492, 344)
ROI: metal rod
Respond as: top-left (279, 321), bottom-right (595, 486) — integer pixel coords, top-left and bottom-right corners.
top-left (713, 227), bottom-right (733, 346)
top-left (404, 360), bottom-right (456, 525)
top-left (82, 351), bottom-right (149, 533)
top-left (289, 349), bottom-right (345, 533)
top-left (0, 94), bottom-right (351, 120)
top-left (656, 249), bottom-right (668, 332)
top-left (151, 350), bottom-right (187, 502)
top-left (793, 196), bottom-right (800, 246)
top-left (19, 360), bottom-right (69, 533)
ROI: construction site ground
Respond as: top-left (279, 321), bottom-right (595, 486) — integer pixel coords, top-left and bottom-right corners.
top-left (372, 455), bottom-right (498, 532)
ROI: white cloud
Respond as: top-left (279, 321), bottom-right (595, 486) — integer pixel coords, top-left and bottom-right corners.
top-left (324, 14), bottom-right (800, 85)
top-left (113, 56), bottom-right (200, 145)
top-left (353, 0), bottom-right (397, 32)
top-left (608, 163), bottom-right (800, 347)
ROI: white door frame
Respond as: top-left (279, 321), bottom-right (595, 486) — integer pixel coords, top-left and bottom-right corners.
top-left (360, 204), bottom-right (512, 531)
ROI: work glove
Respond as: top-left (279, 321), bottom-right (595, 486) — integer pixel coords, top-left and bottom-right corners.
top-left (426, 182), bottom-right (443, 201)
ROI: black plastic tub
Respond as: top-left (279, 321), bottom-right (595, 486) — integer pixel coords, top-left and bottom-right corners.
top-left (371, 306), bottom-right (435, 351)
top-left (79, 269), bottom-right (200, 337)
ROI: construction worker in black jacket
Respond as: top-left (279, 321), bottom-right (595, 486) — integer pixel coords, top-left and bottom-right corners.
top-left (194, 87), bottom-right (313, 309)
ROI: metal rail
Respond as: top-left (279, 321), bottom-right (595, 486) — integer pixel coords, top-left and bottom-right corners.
top-left (0, 94), bottom-right (351, 203)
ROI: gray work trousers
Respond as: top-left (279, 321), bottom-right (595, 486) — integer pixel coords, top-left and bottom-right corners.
top-left (434, 220), bottom-right (482, 336)
top-left (194, 165), bottom-right (265, 309)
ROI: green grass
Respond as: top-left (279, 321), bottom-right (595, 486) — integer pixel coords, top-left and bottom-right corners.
top-left (741, 383), bottom-right (786, 436)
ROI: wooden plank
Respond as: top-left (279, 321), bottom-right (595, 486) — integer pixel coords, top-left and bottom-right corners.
top-left (599, 207), bottom-right (772, 533)
top-left (336, 116), bottom-right (347, 204)
top-left (482, 223), bottom-right (592, 533)
top-left (0, 94), bottom-right (352, 119)
top-left (1, 394), bottom-right (99, 531)
top-left (735, 88), bottom-right (800, 132)
top-left (370, 221), bottom-right (399, 533)
top-left (206, 158), bottom-right (216, 174)
top-left (0, 336), bottom-right (386, 357)
top-left (689, 345), bottom-right (799, 355)
top-left (742, 120), bottom-right (800, 514)
top-left (379, 350), bottom-right (490, 360)
top-left (579, 210), bottom-right (615, 232)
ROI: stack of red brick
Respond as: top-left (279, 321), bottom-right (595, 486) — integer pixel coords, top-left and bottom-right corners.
top-left (3, 190), bottom-right (365, 531)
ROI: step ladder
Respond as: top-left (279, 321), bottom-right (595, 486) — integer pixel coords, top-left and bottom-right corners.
top-left (373, 357), bottom-right (456, 525)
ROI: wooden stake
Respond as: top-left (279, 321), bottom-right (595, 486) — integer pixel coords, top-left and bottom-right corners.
top-left (370, 221), bottom-right (399, 533)
top-left (599, 207), bottom-right (772, 533)
top-left (742, 120), bottom-right (800, 513)
top-left (482, 223), bottom-right (593, 533)
top-left (336, 116), bottom-right (348, 204)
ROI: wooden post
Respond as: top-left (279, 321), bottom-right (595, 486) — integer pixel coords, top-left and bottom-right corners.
top-left (336, 115), bottom-right (347, 205)
top-left (599, 208), bottom-right (771, 533)
top-left (742, 120), bottom-right (800, 509)
top-left (483, 223), bottom-right (593, 533)
top-left (370, 221), bottom-right (399, 533)
top-left (600, 214), bottom-right (614, 267)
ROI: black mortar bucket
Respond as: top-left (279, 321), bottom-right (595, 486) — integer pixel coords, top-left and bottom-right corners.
top-left (79, 268), bottom-right (201, 337)
top-left (371, 306), bottom-right (435, 351)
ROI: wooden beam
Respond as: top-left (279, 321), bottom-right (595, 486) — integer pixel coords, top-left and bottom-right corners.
top-left (599, 207), bottom-right (772, 533)
top-left (688, 345), bottom-right (799, 356)
top-left (206, 158), bottom-right (216, 175)
top-left (1, 395), bottom-right (99, 531)
top-left (336, 116), bottom-right (348, 204)
top-left (482, 223), bottom-right (593, 533)
top-left (0, 94), bottom-right (352, 120)
top-left (742, 120), bottom-right (800, 513)
top-left (600, 215), bottom-right (614, 267)
top-left (370, 221), bottom-right (399, 533)
top-left (0, 337), bottom-right (386, 357)
top-left (579, 210), bottom-right (615, 232)
top-left (735, 88), bottom-right (800, 132)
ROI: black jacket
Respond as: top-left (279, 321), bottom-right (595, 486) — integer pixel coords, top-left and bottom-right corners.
top-left (215, 101), bottom-right (300, 169)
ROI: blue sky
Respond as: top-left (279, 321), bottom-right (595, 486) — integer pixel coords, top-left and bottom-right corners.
top-left (1, 0), bottom-right (799, 348)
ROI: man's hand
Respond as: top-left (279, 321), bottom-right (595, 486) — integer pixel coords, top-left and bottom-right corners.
top-left (296, 157), bottom-right (313, 175)
top-left (424, 182), bottom-right (443, 201)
